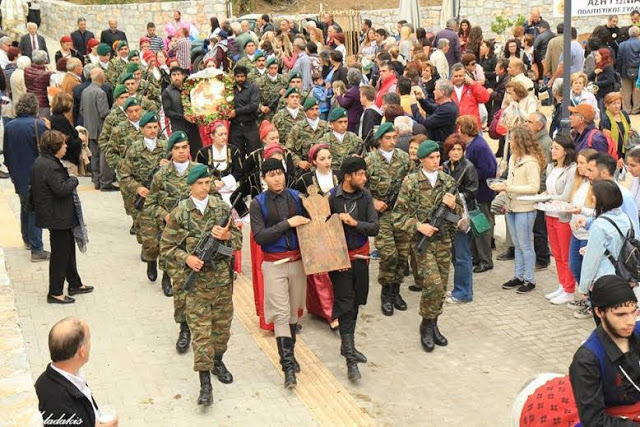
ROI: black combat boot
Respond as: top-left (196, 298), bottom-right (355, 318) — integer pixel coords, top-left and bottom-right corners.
top-left (146, 261), bottom-right (157, 282)
top-left (392, 283), bottom-right (407, 311)
top-left (340, 333), bottom-right (361, 382)
top-left (129, 223), bottom-right (136, 235)
top-left (162, 272), bottom-right (173, 297)
top-left (276, 337), bottom-right (297, 389)
top-left (197, 371), bottom-right (213, 406)
top-left (420, 318), bottom-right (435, 353)
top-left (289, 324), bottom-right (300, 373)
top-left (433, 317), bottom-right (448, 347)
top-left (176, 322), bottom-right (191, 354)
top-left (380, 286), bottom-right (394, 316)
top-left (212, 355), bottom-right (233, 384)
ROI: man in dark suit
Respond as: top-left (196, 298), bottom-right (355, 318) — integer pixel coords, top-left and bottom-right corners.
top-left (71, 17), bottom-right (95, 57)
top-left (73, 63), bottom-right (113, 125)
top-left (162, 66), bottom-right (202, 158)
top-left (18, 22), bottom-right (48, 59)
top-left (100, 19), bottom-right (127, 48)
top-left (35, 317), bottom-right (118, 426)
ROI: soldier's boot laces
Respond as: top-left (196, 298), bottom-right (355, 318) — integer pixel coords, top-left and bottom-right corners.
top-left (289, 324), bottom-right (300, 373)
top-left (420, 318), bottom-right (436, 353)
top-left (146, 261), bottom-right (157, 282)
top-left (392, 283), bottom-right (407, 311)
top-left (197, 371), bottom-right (213, 406)
top-left (433, 316), bottom-right (448, 347)
top-left (176, 322), bottom-right (191, 354)
top-left (212, 355), bottom-right (233, 384)
top-left (276, 337), bottom-right (297, 389)
top-left (340, 333), bottom-right (361, 382)
top-left (161, 272), bottom-right (173, 297)
top-left (380, 286), bottom-right (394, 316)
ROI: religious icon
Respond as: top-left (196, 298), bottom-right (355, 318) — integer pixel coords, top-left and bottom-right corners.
top-left (297, 185), bottom-right (351, 275)
top-left (189, 78), bottom-right (226, 116)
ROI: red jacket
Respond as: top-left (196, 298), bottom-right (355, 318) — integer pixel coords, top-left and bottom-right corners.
top-left (375, 75), bottom-right (397, 108)
top-left (24, 64), bottom-right (52, 108)
top-left (451, 81), bottom-right (490, 129)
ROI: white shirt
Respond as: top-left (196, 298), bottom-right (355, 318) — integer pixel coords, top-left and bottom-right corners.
top-left (631, 177), bottom-right (640, 216)
top-left (50, 364), bottom-right (98, 421)
top-left (267, 74), bottom-right (278, 82)
top-left (191, 195), bottom-right (209, 215)
top-left (286, 107), bottom-right (299, 119)
top-left (143, 137), bottom-right (157, 152)
top-left (29, 34), bottom-right (39, 51)
top-left (210, 145), bottom-right (237, 192)
top-left (421, 168), bottom-right (438, 187)
top-left (256, 68), bottom-right (266, 76)
top-left (379, 149), bottom-right (393, 163)
top-left (307, 117), bottom-right (319, 131)
top-left (315, 170), bottom-right (334, 193)
top-left (99, 61), bottom-right (109, 69)
top-left (130, 121), bottom-right (140, 130)
top-left (545, 167), bottom-right (564, 218)
top-left (173, 160), bottom-right (189, 175)
top-left (333, 131), bottom-right (345, 142)
top-left (453, 85), bottom-right (464, 102)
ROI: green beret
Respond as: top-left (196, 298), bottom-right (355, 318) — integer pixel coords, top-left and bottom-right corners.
top-left (113, 84), bottom-right (128, 99)
top-left (167, 131), bottom-right (189, 150)
top-left (328, 107), bottom-right (347, 122)
top-left (120, 72), bottom-right (135, 84)
top-left (284, 87), bottom-right (299, 98)
top-left (127, 50), bottom-right (139, 60)
top-left (254, 51), bottom-right (264, 60)
top-left (117, 41), bottom-right (128, 51)
top-left (139, 112), bottom-right (158, 127)
top-left (417, 140), bottom-right (440, 159)
top-left (126, 62), bottom-right (139, 73)
top-left (288, 71), bottom-right (302, 82)
top-left (122, 97), bottom-right (141, 111)
top-left (97, 43), bottom-right (111, 56)
top-left (186, 163), bottom-right (209, 185)
top-left (303, 97), bottom-right (317, 111)
top-left (374, 122), bottom-right (395, 140)
top-left (266, 57), bottom-right (277, 68)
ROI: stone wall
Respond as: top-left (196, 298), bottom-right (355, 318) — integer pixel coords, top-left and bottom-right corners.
top-left (360, 7), bottom-right (442, 34)
top-left (40, 0), bottom-right (227, 48)
top-left (0, 248), bottom-right (42, 427)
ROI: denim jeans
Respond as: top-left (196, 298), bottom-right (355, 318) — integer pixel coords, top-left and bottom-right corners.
top-left (506, 211), bottom-right (537, 284)
top-left (18, 192), bottom-right (43, 252)
top-left (569, 236), bottom-right (588, 285)
top-left (451, 231), bottom-right (473, 302)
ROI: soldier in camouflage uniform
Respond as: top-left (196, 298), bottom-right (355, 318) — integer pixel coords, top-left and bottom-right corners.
top-left (97, 84), bottom-right (129, 174)
top-left (119, 112), bottom-right (169, 283)
top-left (233, 39), bottom-right (257, 74)
top-left (247, 51), bottom-right (267, 84)
top-left (122, 62), bottom-right (161, 105)
top-left (285, 97), bottom-right (328, 177)
top-left (110, 41), bottom-right (130, 82)
top-left (364, 122), bottom-right (411, 316)
top-left (257, 57), bottom-right (286, 122)
top-left (160, 163), bottom-right (242, 406)
top-left (145, 132), bottom-right (200, 346)
top-left (121, 72), bottom-right (158, 112)
top-left (393, 140), bottom-right (463, 353)
top-left (278, 72), bottom-right (310, 110)
top-left (272, 87), bottom-right (306, 146)
top-left (96, 43), bottom-right (119, 87)
top-left (318, 107), bottom-right (363, 170)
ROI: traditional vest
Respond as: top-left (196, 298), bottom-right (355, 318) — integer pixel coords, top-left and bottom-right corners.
top-left (255, 189), bottom-right (304, 254)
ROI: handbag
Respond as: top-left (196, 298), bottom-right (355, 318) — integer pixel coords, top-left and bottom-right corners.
top-left (468, 208), bottom-right (492, 237)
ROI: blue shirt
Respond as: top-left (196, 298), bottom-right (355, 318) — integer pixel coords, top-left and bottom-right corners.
top-left (559, 41), bottom-right (585, 73)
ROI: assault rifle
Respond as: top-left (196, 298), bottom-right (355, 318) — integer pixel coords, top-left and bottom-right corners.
top-left (258, 94), bottom-right (280, 120)
top-left (416, 184), bottom-right (460, 254)
top-left (184, 193), bottom-right (242, 293)
top-left (356, 128), bottom-right (376, 157)
top-left (385, 179), bottom-right (404, 211)
top-left (134, 152), bottom-right (173, 211)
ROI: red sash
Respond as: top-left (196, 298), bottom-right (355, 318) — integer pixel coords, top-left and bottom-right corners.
top-left (605, 401), bottom-right (640, 421)
top-left (348, 241), bottom-right (370, 261)
top-left (262, 249), bottom-right (301, 262)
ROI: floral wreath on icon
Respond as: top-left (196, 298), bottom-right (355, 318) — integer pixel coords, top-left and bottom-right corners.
top-left (181, 68), bottom-right (235, 125)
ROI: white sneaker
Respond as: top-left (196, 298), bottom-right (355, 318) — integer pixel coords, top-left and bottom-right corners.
top-left (550, 291), bottom-right (575, 305)
top-left (544, 285), bottom-right (564, 300)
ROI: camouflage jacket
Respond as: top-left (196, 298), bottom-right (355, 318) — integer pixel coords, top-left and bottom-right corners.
top-left (118, 138), bottom-right (168, 196)
top-left (136, 80), bottom-right (161, 106)
top-left (145, 161), bottom-right (201, 225)
top-left (107, 120), bottom-right (142, 169)
top-left (97, 106), bottom-right (126, 168)
top-left (393, 170), bottom-right (464, 244)
top-left (272, 108), bottom-right (306, 146)
top-left (159, 196), bottom-right (242, 288)
top-left (110, 57), bottom-right (128, 81)
top-left (248, 67), bottom-right (267, 84)
top-left (257, 74), bottom-right (286, 121)
top-left (234, 55), bottom-right (256, 74)
top-left (100, 63), bottom-right (119, 88)
top-left (365, 148), bottom-right (410, 202)
top-left (278, 89), bottom-right (310, 110)
top-left (285, 118), bottom-right (329, 166)
top-left (319, 131), bottom-right (363, 170)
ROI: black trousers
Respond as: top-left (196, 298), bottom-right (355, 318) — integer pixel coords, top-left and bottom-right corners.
top-left (533, 210), bottom-right (550, 266)
top-left (49, 229), bottom-right (82, 296)
top-left (229, 121), bottom-right (260, 159)
top-left (329, 259), bottom-right (369, 335)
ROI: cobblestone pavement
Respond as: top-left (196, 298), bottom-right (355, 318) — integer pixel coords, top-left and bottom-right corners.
top-left (1, 173), bottom-right (597, 426)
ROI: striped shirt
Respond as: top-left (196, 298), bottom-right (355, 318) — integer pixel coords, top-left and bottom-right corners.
top-left (174, 38), bottom-right (191, 70)
top-left (147, 35), bottom-right (164, 52)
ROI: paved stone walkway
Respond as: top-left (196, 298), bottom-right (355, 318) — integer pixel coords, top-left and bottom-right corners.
top-left (1, 173), bottom-right (596, 426)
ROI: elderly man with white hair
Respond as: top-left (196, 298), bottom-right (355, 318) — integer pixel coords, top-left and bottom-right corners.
top-left (7, 55), bottom-right (31, 118)
top-left (393, 115), bottom-right (414, 153)
top-left (18, 22), bottom-right (48, 59)
top-left (240, 20), bottom-right (259, 45)
top-left (0, 36), bottom-right (13, 69)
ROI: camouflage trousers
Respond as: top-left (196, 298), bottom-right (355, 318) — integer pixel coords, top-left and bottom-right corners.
top-left (377, 212), bottom-right (410, 287)
top-left (173, 286), bottom-right (187, 324)
top-left (415, 239), bottom-right (452, 319)
top-left (138, 210), bottom-right (160, 261)
top-left (186, 284), bottom-right (233, 371)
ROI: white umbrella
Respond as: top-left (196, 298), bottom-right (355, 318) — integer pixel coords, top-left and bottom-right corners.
top-left (398, 0), bottom-right (421, 29)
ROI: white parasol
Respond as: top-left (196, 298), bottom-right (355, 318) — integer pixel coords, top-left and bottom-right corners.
top-left (399, 0), bottom-right (421, 29)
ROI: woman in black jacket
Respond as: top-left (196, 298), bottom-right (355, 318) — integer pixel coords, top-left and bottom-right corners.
top-left (589, 47), bottom-right (616, 114)
top-left (49, 93), bottom-right (83, 171)
top-left (30, 130), bottom-right (93, 304)
top-left (479, 40), bottom-right (497, 90)
top-left (442, 134), bottom-right (478, 304)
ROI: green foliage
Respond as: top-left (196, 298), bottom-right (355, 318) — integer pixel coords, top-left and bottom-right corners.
top-left (490, 16), bottom-right (512, 40)
top-left (514, 14), bottom-right (527, 28)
